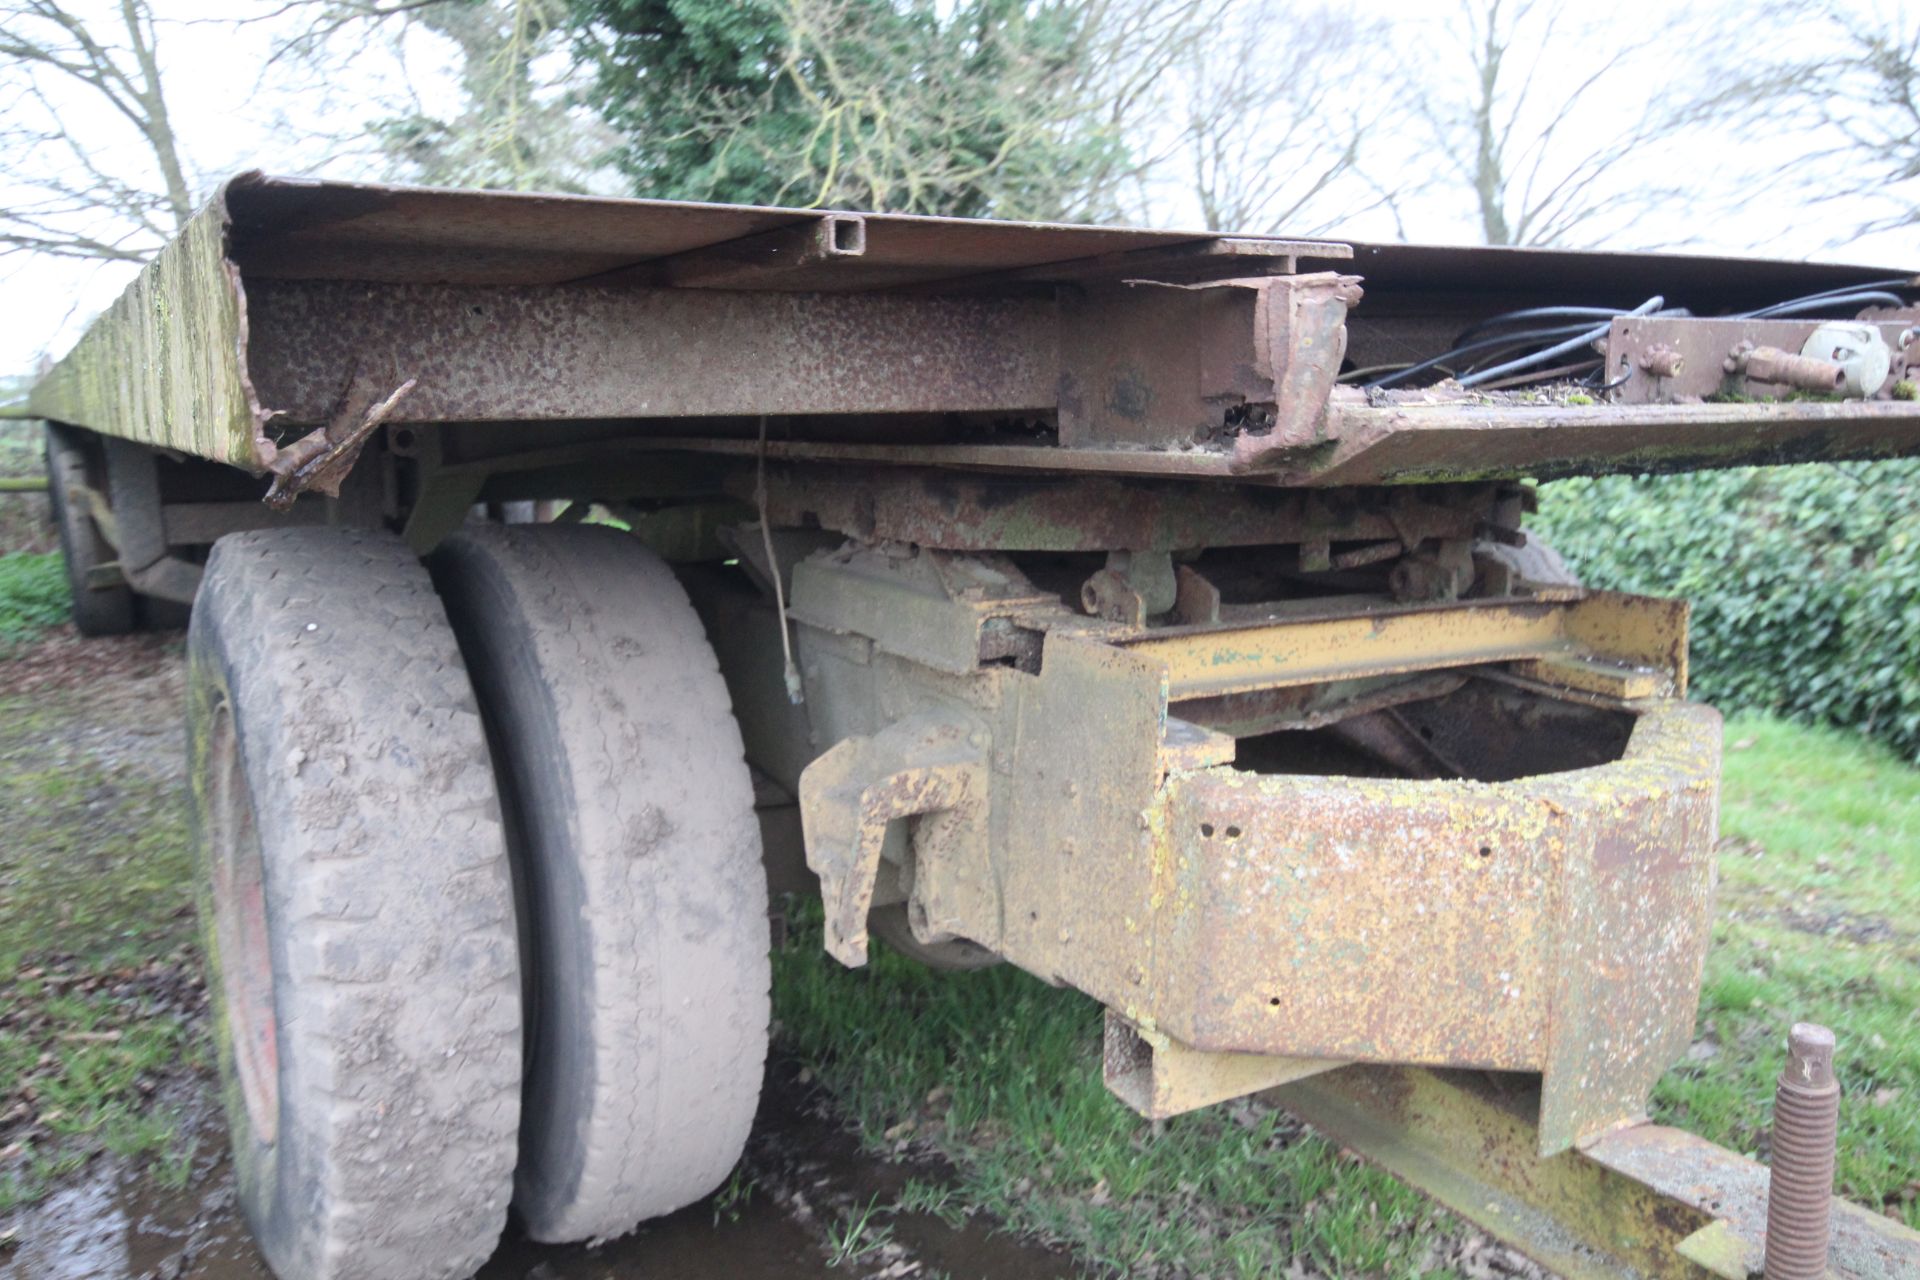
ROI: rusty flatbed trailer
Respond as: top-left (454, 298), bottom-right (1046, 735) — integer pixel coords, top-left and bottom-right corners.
top-left (26, 172), bottom-right (1920, 1280)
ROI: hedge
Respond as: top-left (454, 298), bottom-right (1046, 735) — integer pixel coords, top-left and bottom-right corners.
top-left (0, 551), bottom-right (68, 650)
top-left (1534, 460), bottom-right (1920, 761)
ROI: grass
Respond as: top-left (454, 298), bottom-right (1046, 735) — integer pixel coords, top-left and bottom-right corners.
top-left (1654, 712), bottom-right (1920, 1228)
top-left (711, 1164), bottom-right (757, 1225)
top-left (826, 1194), bottom-right (897, 1267)
top-left (0, 449), bottom-right (208, 1211)
top-left (771, 711), bottom-right (1920, 1274)
top-left (773, 913), bottom-right (1458, 1278)
top-left (0, 551), bottom-right (66, 650)
top-left (0, 692), bottom-right (204, 1213)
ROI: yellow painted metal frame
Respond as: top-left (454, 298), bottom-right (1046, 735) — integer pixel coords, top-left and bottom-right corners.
top-left (1117, 590), bottom-right (1687, 700)
top-left (789, 553), bottom-right (1717, 1153)
top-left (1278, 1065), bottom-right (1920, 1280)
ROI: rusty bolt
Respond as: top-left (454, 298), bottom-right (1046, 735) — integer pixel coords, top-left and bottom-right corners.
top-left (1330, 538), bottom-right (1405, 570)
top-left (1636, 344), bottom-right (1686, 378)
top-left (1763, 1022), bottom-right (1839, 1280)
top-left (1081, 568), bottom-right (1147, 626)
top-left (1728, 343), bottom-right (1847, 393)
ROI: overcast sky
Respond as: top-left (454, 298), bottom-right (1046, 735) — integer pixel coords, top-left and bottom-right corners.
top-left (2, 0), bottom-right (1914, 379)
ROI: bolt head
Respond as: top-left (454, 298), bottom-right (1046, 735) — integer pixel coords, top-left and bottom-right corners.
top-left (1786, 1022), bottom-right (1837, 1089)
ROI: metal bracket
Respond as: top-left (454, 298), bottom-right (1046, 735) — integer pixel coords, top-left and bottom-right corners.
top-left (798, 713), bottom-right (989, 966)
top-left (102, 436), bottom-right (201, 603)
top-left (1103, 1012), bottom-right (1338, 1120)
top-left (265, 374), bottom-right (416, 511)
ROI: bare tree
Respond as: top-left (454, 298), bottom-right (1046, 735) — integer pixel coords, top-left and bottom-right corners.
top-left (273, 0), bottom-right (613, 193)
top-left (1059, 0), bottom-right (1238, 222)
top-left (1173, 0), bottom-right (1394, 235)
top-left (1409, 0), bottom-right (1687, 247)
top-left (1680, 0), bottom-right (1918, 242)
top-left (0, 0), bottom-right (195, 261)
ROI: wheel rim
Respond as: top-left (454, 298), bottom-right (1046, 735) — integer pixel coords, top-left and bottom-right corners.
top-left (208, 699), bottom-right (280, 1144)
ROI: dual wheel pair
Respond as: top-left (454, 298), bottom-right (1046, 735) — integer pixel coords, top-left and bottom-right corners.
top-left (189, 524), bottom-right (769, 1280)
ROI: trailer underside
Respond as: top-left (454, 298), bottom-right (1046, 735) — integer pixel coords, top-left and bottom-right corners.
top-left (25, 173), bottom-right (1920, 1279)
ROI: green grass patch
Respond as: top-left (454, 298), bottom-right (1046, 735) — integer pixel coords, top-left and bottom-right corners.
top-left (773, 910), bottom-right (1460, 1278)
top-left (773, 711), bottom-right (1920, 1271)
top-left (1652, 712), bottom-right (1920, 1228)
top-left (1717, 711), bottom-right (1920, 919)
top-left (0, 693), bottom-right (203, 1212)
top-left (0, 551), bottom-right (66, 649)
top-left (1659, 921), bottom-right (1920, 1227)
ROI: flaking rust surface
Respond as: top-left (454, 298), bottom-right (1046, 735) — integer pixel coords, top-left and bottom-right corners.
top-left (1134, 702), bottom-right (1721, 1151)
top-left (243, 279), bottom-right (1060, 424)
top-left (1155, 766), bottom-right (1557, 1068)
top-left (1533, 700), bottom-right (1720, 1153)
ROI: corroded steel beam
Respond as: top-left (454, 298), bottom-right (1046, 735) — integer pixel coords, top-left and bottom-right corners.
top-left (242, 278), bottom-right (1063, 424)
top-left (1603, 314), bottom-right (1915, 404)
top-left (1275, 1065), bottom-right (1920, 1280)
top-left (739, 464), bottom-right (1509, 553)
top-left (1151, 699), bottom-right (1719, 1154)
top-left (237, 270), bottom-right (1364, 449)
top-left (1298, 395), bottom-right (1920, 485)
top-left (31, 177), bottom-right (1920, 493)
top-left (450, 393), bottom-right (1920, 487)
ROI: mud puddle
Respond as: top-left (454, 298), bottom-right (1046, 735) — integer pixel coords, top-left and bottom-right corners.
top-left (1, 1061), bottom-right (1083, 1280)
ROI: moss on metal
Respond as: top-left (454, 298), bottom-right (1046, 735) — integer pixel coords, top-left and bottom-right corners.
top-left (27, 196), bottom-right (265, 470)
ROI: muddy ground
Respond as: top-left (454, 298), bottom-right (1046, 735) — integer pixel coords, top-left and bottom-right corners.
top-left (0, 631), bottom-right (1085, 1280)
top-left (3, 1059), bottom-right (1085, 1280)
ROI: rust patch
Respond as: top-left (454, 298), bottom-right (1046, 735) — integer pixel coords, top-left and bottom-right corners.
top-left (263, 374), bottom-right (417, 509)
top-left (742, 465), bottom-right (1499, 554)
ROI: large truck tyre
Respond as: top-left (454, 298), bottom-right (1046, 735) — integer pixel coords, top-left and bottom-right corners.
top-left (44, 422), bottom-right (135, 635)
top-left (432, 525), bottom-right (770, 1244)
top-left (187, 528), bottom-right (523, 1280)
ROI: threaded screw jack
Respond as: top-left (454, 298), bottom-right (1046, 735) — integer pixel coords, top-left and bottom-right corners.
top-left (1763, 1022), bottom-right (1839, 1280)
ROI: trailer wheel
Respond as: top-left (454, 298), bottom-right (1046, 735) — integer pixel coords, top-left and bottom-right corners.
top-left (432, 524), bottom-right (769, 1244)
top-left (188, 528), bottom-right (522, 1280)
top-left (44, 423), bottom-right (135, 635)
